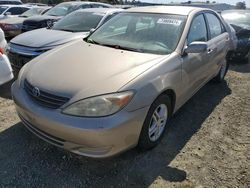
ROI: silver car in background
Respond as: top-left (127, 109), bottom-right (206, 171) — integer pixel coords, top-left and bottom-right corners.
top-left (0, 5), bottom-right (29, 20)
top-left (0, 6), bottom-right (51, 38)
top-left (8, 8), bottom-right (123, 71)
top-left (12, 6), bottom-right (232, 158)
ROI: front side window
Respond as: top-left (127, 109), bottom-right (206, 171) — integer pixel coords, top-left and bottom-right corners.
top-left (206, 13), bottom-right (223, 39)
top-left (52, 11), bottom-right (104, 32)
top-left (187, 14), bottom-right (207, 44)
top-left (0, 6), bottom-right (8, 14)
top-left (87, 13), bottom-right (186, 55)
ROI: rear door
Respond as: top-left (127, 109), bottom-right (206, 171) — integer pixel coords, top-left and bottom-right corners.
top-left (204, 12), bottom-right (230, 78)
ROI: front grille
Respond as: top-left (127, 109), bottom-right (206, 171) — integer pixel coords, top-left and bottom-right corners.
top-left (8, 51), bottom-right (33, 70)
top-left (19, 113), bottom-right (65, 147)
top-left (24, 80), bottom-right (70, 109)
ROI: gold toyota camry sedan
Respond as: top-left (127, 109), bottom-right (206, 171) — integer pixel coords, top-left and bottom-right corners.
top-left (12, 6), bottom-right (234, 158)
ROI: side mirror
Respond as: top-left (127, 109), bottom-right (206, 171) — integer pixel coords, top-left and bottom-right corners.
top-left (184, 42), bottom-right (208, 54)
top-left (4, 12), bottom-right (11, 16)
top-left (89, 28), bottom-right (95, 34)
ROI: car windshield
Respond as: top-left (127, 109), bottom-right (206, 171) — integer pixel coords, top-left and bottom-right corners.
top-left (87, 12), bottom-right (186, 55)
top-left (52, 11), bottom-right (104, 32)
top-left (222, 11), bottom-right (250, 30)
top-left (45, 3), bottom-right (76, 17)
top-left (0, 6), bottom-right (7, 14)
top-left (19, 7), bottom-right (46, 17)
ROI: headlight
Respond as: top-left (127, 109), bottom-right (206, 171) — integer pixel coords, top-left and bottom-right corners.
top-left (62, 91), bottom-right (134, 117)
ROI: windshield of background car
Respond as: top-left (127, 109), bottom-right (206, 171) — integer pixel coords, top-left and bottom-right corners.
top-left (0, 6), bottom-right (7, 14)
top-left (20, 7), bottom-right (46, 17)
top-left (222, 11), bottom-right (250, 30)
top-left (45, 3), bottom-right (76, 17)
top-left (52, 11), bottom-right (104, 32)
top-left (87, 12), bottom-right (186, 55)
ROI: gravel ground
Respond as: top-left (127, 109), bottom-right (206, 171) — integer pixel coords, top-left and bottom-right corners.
top-left (0, 62), bottom-right (249, 188)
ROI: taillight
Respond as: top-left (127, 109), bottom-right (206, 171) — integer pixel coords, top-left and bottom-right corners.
top-left (0, 48), bottom-right (4, 54)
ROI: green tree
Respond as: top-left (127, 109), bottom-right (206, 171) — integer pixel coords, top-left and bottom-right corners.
top-left (235, 1), bottom-right (246, 9)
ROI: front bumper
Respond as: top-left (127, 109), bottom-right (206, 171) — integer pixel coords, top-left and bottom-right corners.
top-left (0, 54), bottom-right (13, 85)
top-left (12, 82), bottom-right (149, 158)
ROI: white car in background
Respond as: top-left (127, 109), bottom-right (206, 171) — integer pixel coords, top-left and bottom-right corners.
top-left (0, 5), bottom-right (29, 20)
top-left (0, 28), bottom-right (13, 85)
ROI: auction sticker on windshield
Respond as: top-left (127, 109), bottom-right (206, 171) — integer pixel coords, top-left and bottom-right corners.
top-left (157, 18), bottom-right (182, 25)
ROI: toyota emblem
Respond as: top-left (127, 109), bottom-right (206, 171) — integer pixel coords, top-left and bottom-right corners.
top-left (32, 87), bottom-right (40, 98)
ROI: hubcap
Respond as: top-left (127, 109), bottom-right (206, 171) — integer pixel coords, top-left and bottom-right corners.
top-left (220, 61), bottom-right (227, 79)
top-left (148, 104), bottom-right (168, 142)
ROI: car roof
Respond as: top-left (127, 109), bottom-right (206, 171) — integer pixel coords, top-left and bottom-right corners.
top-left (126, 6), bottom-right (209, 16)
top-left (0, 4), bottom-right (28, 7)
top-left (28, 6), bottom-right (51, 10)
top-left (59, 1), bottom-right (111, 6)
top-left (77, 8), bottom-right (122, 14)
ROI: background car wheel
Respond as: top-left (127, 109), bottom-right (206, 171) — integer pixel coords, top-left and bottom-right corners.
top-left (214, 60), bottom-right (229, 83)
top-left (246, 51), bottom-right (250, 63)
top-left (138, 95), bottom-right (172, 150)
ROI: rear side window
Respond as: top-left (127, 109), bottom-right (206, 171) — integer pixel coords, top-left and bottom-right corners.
top-left (7, 7), bottom-right (29, 15)
top-left (92, 4), bottom-right (109, 8)
top-left (206, 13), bottom-right (224, 39)
top-left (187, 14), bottom-right (207, 44)
top-left (81, 4), bottom-right (91, 9)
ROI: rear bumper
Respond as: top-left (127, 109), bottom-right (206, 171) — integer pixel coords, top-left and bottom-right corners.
top-left (12, 82), bottom-right (149, 158)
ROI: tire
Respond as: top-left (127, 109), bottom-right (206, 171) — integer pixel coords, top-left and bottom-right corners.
top-left (214, 59), bottom-right (229, 83)
top-left (138, 95), bottom-right (172, 150)
top-left (246, 50), bottom-right (250, 63)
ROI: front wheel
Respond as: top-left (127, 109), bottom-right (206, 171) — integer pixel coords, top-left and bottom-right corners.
top-left (214, 59), bottom-right (229, 83)
top-left (138, 95), bottom-right (172, 150)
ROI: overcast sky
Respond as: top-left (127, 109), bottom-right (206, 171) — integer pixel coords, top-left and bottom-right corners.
top-left (141, 0), bottom-right (250, 7)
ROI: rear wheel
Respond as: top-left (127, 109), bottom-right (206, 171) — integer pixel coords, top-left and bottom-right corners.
top-left (138, 95), bottom-right (172, 150)
top-left (214, 59), bottom-right (229, 83)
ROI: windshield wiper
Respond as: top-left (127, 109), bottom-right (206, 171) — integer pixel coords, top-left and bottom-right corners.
top-left (58, 29), bottom-right (74, 32)
top-left (101, 44), bottom-right (145, 53)
top-left (85, 38), bottom-right (100, 45)
top-left (84, 39), bottom-right (144, 52)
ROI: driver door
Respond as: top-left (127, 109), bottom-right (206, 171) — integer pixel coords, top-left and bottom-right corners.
top-left (181, 13), bottom-right (210, 100)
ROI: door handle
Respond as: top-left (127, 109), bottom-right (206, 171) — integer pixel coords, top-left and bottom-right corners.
top-left (207, 48), bottom-right (213, 54)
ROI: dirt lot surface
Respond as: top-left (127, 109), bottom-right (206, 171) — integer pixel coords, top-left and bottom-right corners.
top-left (0, 62), bottom-right (249, 188)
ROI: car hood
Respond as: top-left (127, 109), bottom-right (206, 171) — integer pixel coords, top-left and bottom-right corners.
top-left (23, 40), bottom-right (167, 100)
top-left (11, 28), bottom-right (89, 48)
top-left (24, 15), bottom-right (61, 22)
top-left (0, 16), bottom-right (24, 24)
